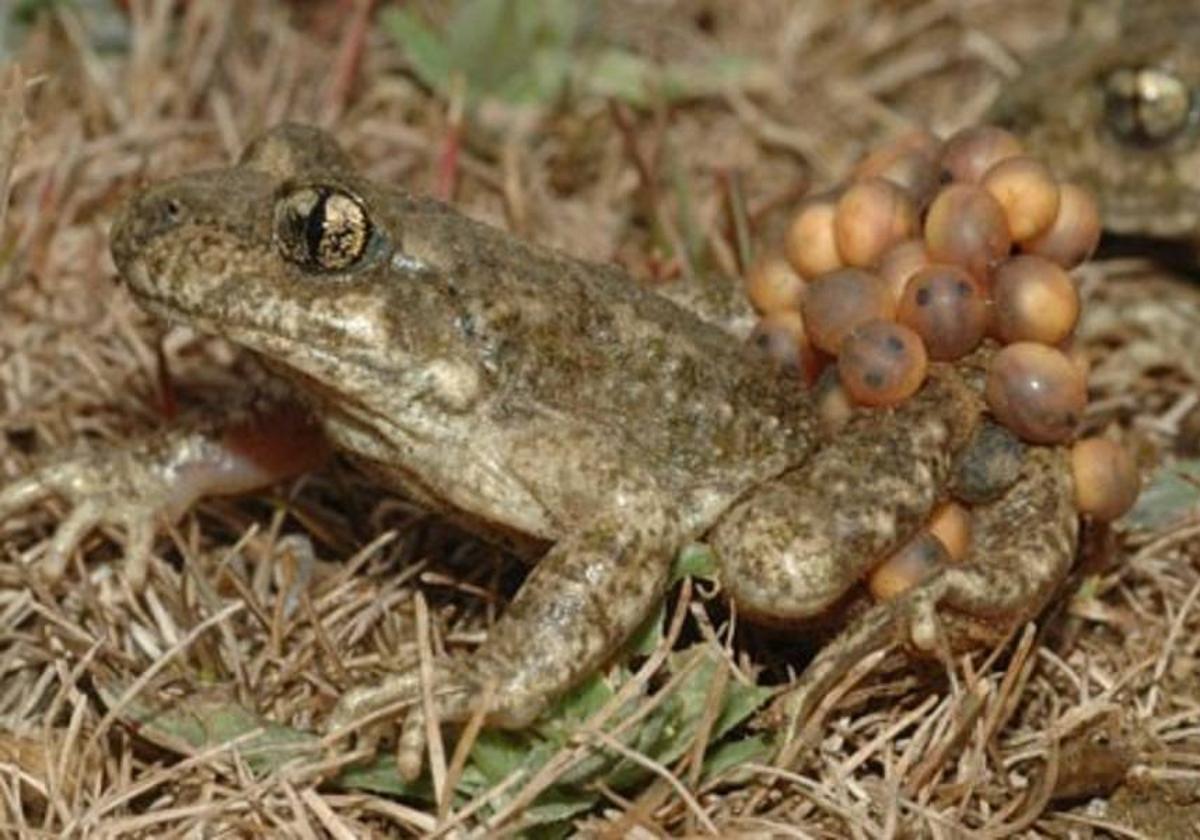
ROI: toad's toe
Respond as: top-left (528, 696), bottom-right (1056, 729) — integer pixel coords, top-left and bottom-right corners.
top-left (43, 500), bottom-right (105, 579)
top-left (326, 663), bottom-right (473, 782)
top-left (1, 451), bottom-right (174, 584)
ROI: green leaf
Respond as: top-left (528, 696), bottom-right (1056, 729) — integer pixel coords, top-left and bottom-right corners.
top-left (382, 8), bottom-right (455, 95)
top-left (626, 601), bottom-right (666, 657)
top-left (519, 788), bottom-right (600, 830)
top-left (381, 0), bottom-right (766, 109)
top-left (383, 0), bottom-right (581, 106)
top-left (534, 0), bottom-right (587, 44)
top-left (470, 728), bottom-right (536, 785)
top-left (675, 542), bottom-right (718, 582)
top-left (337, 758), bottom-right (435, 799)
top-left (444, 0), bottom-right (527, 96)
top-left (701, 734), bottom-right (773, 781)
top-left (581, 50), bottom-right (768, 107)
top-left (646, 646), bottom-right (734, 767)
top-left (605, 645), bottom-right (771, 788)
top-left (658, 55), bottom-right (768, 102)
top-left (580, 48), bottom-right (657, 107)
top-left (12, 0), bottom-right (68, 27)
top-left (713, 677), bottom-right (774, 742)
top-left (95, 675), bottom-right (435, 797)
top-left (1127, 459), bottom-right (1200, 530)
top-left (544, 669), bottom-right (618, 725)
top-left (97, 632), bottom-right (773, 832)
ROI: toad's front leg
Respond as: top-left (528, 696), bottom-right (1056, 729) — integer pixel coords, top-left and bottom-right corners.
top-left (326, 475), bottom-right (681, 779)
top-left (0, 402), bottom-right (328, 585)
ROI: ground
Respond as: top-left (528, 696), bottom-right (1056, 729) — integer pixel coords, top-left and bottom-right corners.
top-left (0, 1), bottom-right (1197, 836)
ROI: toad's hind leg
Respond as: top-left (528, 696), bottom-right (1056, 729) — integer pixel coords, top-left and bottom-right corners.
top-left (778, 446), bottom-right (1078, 754)
top-left (710, 366), bottom-right (980, 623)
top-left (326, 479), bottom-right (680, 777)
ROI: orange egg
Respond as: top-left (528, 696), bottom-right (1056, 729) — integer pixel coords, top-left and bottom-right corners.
top-left (801, 267), bottom-right (895, 354)
top-left (1071, 437), bottom-right (1140, 521)
top-left (924, 183), bottom-right (1013, 280)
top-left (940, 125), bottom-right (1024, 183)
top-left (837, 320), bottom-right (928, 407)
top-left (853, 130), bottom-right (942, 207)
top-left (855, 129), bottom-right (941, 173)
top-left (744, 252), bottom-right (806, 314)
top-left (748, 310), bottom-right (820, 384)
top-left (834, 178), bottom-right (918, 268)
top-left (896, 264), bottom-right (988, 361)
top-left (868, 531), bottom-right (948, 601)
top-left (784, 196), bottom-right (843, 278)
top-left (927, 502), bottom-right (972, 562)
top-left (981, 155), bottom-right (1061, 242)
top-left (879, 239), bottom-right (931, 305)
top-left (985, 343), bottom-right (1087, 444)
top-left (990, 255), bottom-right (1081, 345)
top-left (1022, 183), bottom-right (1102, 268)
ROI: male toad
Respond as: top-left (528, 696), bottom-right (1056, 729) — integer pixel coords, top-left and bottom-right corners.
top-left (0, 125), bottom-right (1078, 773)
top-left (991, 0), bottom-right (1200, 245)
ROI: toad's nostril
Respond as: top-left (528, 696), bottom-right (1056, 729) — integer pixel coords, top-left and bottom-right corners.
top-left (108, 193), bottom-right (186, 276)
top-left (162, 197), bottom-right (184, 223)
top-left (124, 193), bottom-right (189, 245)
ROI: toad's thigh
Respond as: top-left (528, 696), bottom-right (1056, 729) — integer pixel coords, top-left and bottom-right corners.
top-left (710, 368), bottom-right (980, 623)
top-left (776, 445), bottom-right (1078, 744)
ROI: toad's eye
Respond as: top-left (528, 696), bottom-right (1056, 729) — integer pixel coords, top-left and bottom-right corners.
top-left (274, 185), bottom-right (372, 272)
top-left (1103, 67), bottom-right (1194, 147)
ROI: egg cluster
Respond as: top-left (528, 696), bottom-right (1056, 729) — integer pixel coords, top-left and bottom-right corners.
top-left (747, 126), bottom-right (1101, 433)
top-left (744, 125), bottom-right (1138, 598)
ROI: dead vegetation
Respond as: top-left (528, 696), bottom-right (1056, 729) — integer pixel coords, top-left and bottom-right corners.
top-left (0, 1), bottom-right (1197, 836)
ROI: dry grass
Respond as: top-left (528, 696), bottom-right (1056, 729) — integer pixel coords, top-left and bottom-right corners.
top-left (0, 0), bottom-right (1197, 836)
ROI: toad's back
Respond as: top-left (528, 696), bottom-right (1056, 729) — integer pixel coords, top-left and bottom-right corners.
top-left (385, 196), bottom-right (817, 464)
top-left (113, 159), bottom-right (819, 542)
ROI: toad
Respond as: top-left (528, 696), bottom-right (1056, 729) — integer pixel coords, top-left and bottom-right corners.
top-left (992, 1), bottom-right (1200, 246)
top-left (0, 125), bottom-right (1078, 773)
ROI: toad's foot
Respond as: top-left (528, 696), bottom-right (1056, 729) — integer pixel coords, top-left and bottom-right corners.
top-left (776, 445), bottom-right (1077, 763)
top-left (0, 404), bottom-right (327, 585)
top-left (326, 482), bottom-right (681, 780)
top-left (326, 661), bottom-right (470, 782)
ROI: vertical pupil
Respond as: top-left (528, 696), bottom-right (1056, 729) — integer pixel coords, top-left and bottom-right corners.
top-left (305, 190), bottom-right (329, 261)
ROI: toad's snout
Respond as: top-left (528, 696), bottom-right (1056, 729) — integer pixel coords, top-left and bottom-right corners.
top-left (110, 188), bottom-right (188, 279)
top-left (111, 167), bottom-right (276, 267)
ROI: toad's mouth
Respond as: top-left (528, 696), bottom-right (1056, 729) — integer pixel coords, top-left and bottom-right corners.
top-left (119, 259), bottom-right (376, 390)
top-left (125, 265), bottom-right (392, 427)
top-left (118, 260), bottom-right (265, 343)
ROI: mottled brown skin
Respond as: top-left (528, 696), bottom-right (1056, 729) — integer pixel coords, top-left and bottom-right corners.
top-left (991, 2), bottom-right (1200, 241)
top-left (779, 444), bottom-right (1077, 736)
top-left (1, 125), bottom-right (1078, 772)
